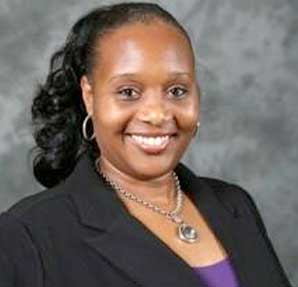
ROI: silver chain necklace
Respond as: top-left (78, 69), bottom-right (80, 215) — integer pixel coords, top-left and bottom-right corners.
top-left (95, 159), bottom-right (199, 244)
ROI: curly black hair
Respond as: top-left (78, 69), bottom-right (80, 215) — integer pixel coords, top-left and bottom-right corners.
top-left (31, 2), bottom-right (192, 188)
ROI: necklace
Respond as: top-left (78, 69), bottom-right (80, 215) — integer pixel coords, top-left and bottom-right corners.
top-left (95, 159), bottom-right (199, 244)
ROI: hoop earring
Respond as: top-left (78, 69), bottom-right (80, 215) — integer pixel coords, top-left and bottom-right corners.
top-left (82, 114), bottom-right (95, 141)
top-left (193, 121), bottom-right (200, 137)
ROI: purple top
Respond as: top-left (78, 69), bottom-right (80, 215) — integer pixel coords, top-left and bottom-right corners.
top-left (193, 258), bottom-right (240, 287)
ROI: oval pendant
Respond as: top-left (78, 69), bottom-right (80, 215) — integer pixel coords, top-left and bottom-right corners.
top-left (178, 223), bottom-right (199, 243)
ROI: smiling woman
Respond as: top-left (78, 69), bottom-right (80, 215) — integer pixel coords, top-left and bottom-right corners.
top-left (80, 19), bottom-right (199, 181)
top-left (0, 2), bottom-right (292, 287)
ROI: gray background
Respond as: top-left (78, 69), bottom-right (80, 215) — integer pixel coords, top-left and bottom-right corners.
top-left (0, 0), bottom-right (297, 284)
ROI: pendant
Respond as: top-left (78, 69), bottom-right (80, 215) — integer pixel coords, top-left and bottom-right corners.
top-left (178, 223), bottom-right (199, 243)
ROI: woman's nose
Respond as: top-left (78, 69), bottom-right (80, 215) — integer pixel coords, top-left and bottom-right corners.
top-left (138, 98), bottom-right (171, 126)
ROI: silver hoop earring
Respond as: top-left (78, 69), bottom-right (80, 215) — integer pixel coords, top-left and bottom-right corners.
top-left (194, 121), bottom-right (200, 137)
top-left (82, 114), bottom-right (95, 141)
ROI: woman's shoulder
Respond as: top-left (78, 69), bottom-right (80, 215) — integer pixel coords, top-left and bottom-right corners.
top-left (177, 162), bottom-right (261, 221)
top-left (196, 175), bottom-right (268, 233)
top-left (0, 181), bottom-right (79, 281)
top-left (198, 176), bottom-right (257, 209)
top-left (177, 162), bottom-right (257, 210)
top-left (198, 175), bottom-right (253, 204)
top-left (0, 181), bottom-right (74, 234)
top-left (0, 188), bottom-right (64, 285)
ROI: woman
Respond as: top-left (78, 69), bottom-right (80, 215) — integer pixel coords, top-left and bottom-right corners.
top-left (0, 2), bottom-right (292, 287)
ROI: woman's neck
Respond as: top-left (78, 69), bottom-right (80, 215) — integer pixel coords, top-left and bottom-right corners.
top-left (98, 157), bottom-right (176, 207)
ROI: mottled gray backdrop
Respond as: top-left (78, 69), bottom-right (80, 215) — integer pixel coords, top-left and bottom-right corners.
top-left (0, 0), bottom-right (297, 284)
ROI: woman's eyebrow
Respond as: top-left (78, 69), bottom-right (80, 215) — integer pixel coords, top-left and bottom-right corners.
top-left (108, 72), bottom-right (192, 83)
top-left (108, 73), bottom-right (139, 83)
top-left (166, 72), bottom-right (192, 79)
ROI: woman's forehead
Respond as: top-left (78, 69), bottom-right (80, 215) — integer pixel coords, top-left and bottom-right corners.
top-left (92, 21), bottom-right (195, 78)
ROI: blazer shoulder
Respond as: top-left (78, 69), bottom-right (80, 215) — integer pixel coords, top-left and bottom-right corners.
top-left (1, 181), bottom-right (74, 228)
top-left (0, 211), bottom-right (44, 285)
top-left (198, 176), bottom-right (251, 201)
top-left (0, 181), bottom-right (79, 283)
top-left (198, 176), bottom-right (263, 221)
top-left (177, 162), bottom-right (258, 219)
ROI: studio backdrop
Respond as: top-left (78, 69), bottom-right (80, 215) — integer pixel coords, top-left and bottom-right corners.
top-left (0, 0), bottom-right (297, 285)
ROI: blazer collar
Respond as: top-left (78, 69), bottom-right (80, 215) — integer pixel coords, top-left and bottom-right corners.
top-left (66, 154), bottom-right (249, 287)
top-left (65, 153), bottom-right (199, 232)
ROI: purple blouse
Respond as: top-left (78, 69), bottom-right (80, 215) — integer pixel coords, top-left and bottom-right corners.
top-left (193, 258), bottom-right (240, 287)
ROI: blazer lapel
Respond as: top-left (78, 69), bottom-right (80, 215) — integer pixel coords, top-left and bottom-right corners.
top-left (192, 176), bottom-right (282, 287)
top-left (84, 208), bottom-right (204, 287)
top-left (66, 155), bottom-right (203, 287)
top-left (187, 175), bottom-right (251, 287)
top-left (178, 166), bottom-right (278, 287)
top-left (66, 154), bottom-right (251, 287)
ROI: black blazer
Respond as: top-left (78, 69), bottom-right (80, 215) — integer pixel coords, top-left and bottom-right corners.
top-left (0, 154), bottom-right (292, 287)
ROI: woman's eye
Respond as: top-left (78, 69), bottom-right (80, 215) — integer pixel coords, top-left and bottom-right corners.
top-left (169, 86), bottom-right (188, 99)
top-left (117, 88), bottom-right (139, 100)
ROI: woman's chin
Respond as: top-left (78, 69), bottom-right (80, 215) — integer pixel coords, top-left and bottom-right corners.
top-left (122, 157), bottom-right (177, 181)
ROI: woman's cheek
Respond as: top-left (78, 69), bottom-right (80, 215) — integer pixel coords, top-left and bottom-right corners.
top-left (176, 103), bottom-right (199, 133)
top-left (96, 106), bottom-right (133, 136)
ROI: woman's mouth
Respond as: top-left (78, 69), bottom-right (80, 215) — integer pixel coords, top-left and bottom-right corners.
top-left (126, 134), bottom-right (174, 155)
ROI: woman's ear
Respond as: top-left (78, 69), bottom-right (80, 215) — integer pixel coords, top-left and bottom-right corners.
top-left (80, 75), bottom-right (94, 115)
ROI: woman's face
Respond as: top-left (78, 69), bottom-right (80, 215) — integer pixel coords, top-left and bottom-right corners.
top-left (81, 20), bottom-right (200, 180)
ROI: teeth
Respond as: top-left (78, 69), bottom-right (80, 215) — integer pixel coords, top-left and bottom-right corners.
top-left (131, 135), bottom-right (170, 146)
